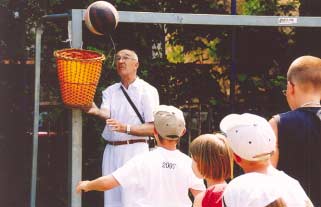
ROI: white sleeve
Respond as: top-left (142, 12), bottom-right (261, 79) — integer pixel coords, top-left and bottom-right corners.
top-left (112, 156), bottom-right (140, 188)
top-left (188, 160), bottom-right (206, 191)
top-left (142, 86), bottom-right (159, 123)
top-left (289, 180), bottom-right (312, 204)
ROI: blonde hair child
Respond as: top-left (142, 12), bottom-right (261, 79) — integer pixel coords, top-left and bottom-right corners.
top-left (190, 133), bottom-right (233, 207)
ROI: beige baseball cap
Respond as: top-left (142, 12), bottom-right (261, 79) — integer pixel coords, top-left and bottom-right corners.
top-left (154, 105), bottom-right (185, 139)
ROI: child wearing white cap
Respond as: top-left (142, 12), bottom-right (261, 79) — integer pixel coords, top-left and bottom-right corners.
top-left (76, 105), bottom-right (205, 207)
top-left (220, 113), bottom-right (313, 207)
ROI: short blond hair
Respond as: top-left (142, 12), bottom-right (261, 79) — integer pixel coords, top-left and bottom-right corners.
top-left (287, 55), bottom-right (321, 91)
top-left (190, 133), bottom-right (233, 180)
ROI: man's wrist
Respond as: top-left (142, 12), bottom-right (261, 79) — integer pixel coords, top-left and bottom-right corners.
top-left (84, 181), bottom-right (91, 192)
top-left (126, 124), bottom-right (131, 134)
top-left (93, 108), bottom-right (100, 116)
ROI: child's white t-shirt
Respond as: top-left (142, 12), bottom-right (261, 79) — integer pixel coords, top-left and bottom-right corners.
top-left (112, 147), bottom-right (206, 207)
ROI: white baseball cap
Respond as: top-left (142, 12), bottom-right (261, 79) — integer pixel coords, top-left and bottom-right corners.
top-left (154, 105), bottom-right (185, 139)
top-left (223, 172), bottom-right (283, 207)
top-left (219, 113), bottom-right (276, 161)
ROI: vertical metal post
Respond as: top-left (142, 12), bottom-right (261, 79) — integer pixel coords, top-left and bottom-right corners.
top-left (230, 0), bottom-right (237, 112)
top-left (187, 107), bottom-right (192, 155)
top-left (68, 9), bottom-right (83, 207)
top-left (30, 26), bottom-right (43, 207)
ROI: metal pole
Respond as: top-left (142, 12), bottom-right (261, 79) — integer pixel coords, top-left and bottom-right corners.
top-left (30, 13), bottom-right (70, 207)
top-left (68, 9), bottom-right (83, 207)
top-left (230, 0), bottom-right (237, 112)
top-left (30, 26), bottom-right (43, 207)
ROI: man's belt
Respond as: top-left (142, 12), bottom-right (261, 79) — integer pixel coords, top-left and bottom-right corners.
top-left (106, 139), bottom-right (147, 146)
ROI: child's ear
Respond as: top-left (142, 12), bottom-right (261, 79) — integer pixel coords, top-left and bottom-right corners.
top-left (153, 128), bottom-right (158, 137)
top-left (180, 128), bottom-right (186, 137)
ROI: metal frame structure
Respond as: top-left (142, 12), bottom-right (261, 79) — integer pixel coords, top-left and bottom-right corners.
top-left (32, 9), bottom-right (321, 207)
top-left (118, 11), bottom-right (321, 27)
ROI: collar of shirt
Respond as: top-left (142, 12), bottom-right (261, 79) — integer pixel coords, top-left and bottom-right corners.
top-left (120, 76), bottom-right (140, 90)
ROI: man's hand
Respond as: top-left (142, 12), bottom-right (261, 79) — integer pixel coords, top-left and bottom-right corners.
top-left (106, 120), bottom-right (155, 136)
top-left (81, 102), bottom-right (99, 115)
top-left (106, 119), bottom-right (126, 133)
top-left (76, 180), bottom-right (90, 193)
top-left (81, 102), bottom-right (110, 120)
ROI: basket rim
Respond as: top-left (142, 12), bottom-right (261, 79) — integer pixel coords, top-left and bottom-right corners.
top-left (54, 48), bottom-right (106, 62)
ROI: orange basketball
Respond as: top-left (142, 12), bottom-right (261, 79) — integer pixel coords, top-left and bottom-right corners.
top-left (84, 1), bottom-right (119, 36)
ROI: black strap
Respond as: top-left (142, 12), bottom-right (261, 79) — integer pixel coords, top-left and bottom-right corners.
top-left (223, 196), bottom-right (227, 207)
top-left (120, 86), bottom-right (155, 148)
top-left (120, 86), bottom-right (145, 124)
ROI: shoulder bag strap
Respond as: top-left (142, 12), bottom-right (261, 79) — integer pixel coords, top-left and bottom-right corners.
top-left (120, 86), bottom-right (155, 148)
top-left (120, 86), bottom-right (145, 124)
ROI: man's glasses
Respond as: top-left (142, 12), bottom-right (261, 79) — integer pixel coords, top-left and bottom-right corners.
top-left (115, 56), bottom-right (137, 62)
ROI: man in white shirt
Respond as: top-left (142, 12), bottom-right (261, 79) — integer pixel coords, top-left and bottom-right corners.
top-left (77, 105), bottom-right (206, 207)
top-left (220, 113), bottom-right (313, 207)
top-left (83, 49), bottom-right (159, 207)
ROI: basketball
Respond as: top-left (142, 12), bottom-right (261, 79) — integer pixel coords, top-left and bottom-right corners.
top-left (84, 1), bottom-right (119, 36)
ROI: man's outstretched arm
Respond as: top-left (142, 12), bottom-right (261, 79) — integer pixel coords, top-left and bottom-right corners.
top-left (82, 102), bottom-right (110, 120)
top-left (106, 119), bottom-right (154, 137)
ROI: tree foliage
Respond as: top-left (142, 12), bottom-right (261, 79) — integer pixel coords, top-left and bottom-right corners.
top-left (2, 0), bottom-right (321, 206)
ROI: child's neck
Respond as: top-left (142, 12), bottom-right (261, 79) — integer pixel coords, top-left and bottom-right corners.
top-left (206, 178), bottom-right (226, 188)
top-left (157, 141), bottom-right (177, 151)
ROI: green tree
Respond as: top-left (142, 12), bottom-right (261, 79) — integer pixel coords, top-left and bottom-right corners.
top-left (2, 0), bottom-right (319, 206)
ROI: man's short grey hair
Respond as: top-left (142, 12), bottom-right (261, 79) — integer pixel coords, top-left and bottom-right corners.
top-left (118, 49), bottom-right (138, 61)
top-left (130, 50), bottom-right (138, 61)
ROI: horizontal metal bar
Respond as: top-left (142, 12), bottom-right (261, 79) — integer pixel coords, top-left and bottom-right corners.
top-left (117, 11), bottom-right (321, 27)
top-left (76, 9), bottom-right (321, 27)
top-left (78, 9), bottom-right (321, 27)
